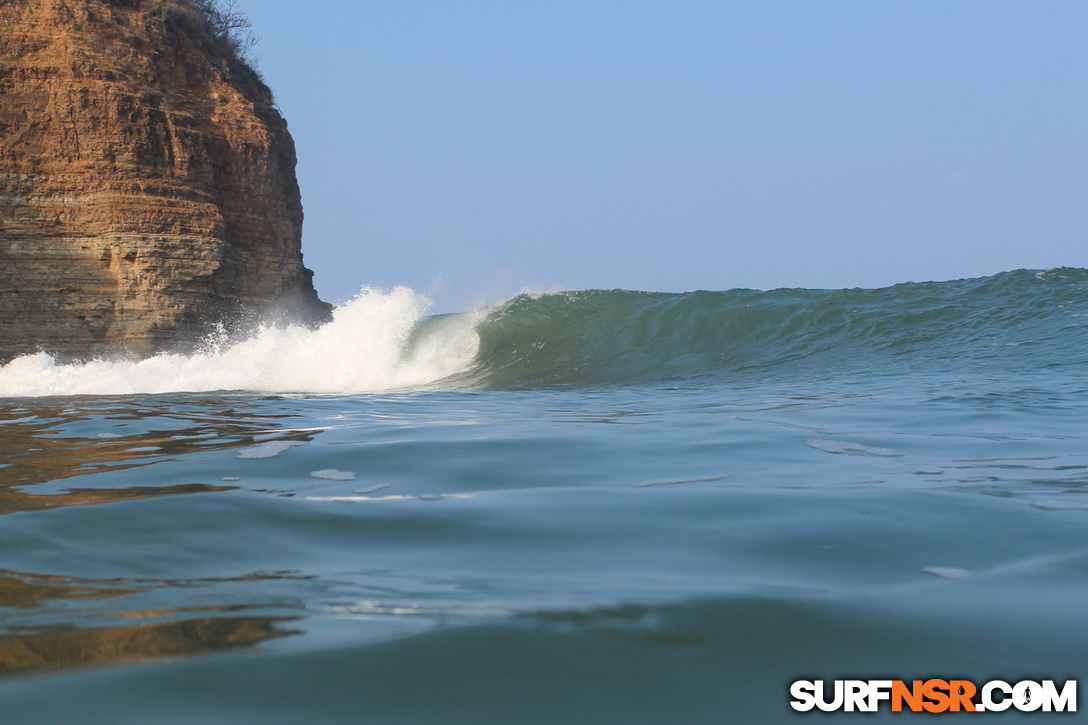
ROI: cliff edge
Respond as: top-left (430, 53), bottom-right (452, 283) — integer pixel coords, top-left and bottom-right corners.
top-left (0, 0), bottom-right (331, 361)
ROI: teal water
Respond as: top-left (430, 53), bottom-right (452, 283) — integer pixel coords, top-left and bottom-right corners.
top-left (1, 268), bottom-right (1087, 723)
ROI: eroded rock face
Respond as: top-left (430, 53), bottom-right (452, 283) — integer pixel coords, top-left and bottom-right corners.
top-left (0, 0), bottom-right (330, 360)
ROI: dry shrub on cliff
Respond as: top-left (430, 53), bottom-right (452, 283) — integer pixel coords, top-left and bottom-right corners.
top-left (182, 0), bottom-right (258, 61)
top-left (151, 0), bottom-right (270, 99)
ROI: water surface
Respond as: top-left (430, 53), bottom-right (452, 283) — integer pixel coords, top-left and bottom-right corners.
top-left (1, 269), bottom-right (1087, 723)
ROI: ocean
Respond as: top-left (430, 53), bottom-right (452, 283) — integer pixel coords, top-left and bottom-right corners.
top-left (0, 268), bottom-right (1086, 723)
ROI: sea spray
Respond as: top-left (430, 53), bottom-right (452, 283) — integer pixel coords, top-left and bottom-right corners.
top-left (0, 287), bottom-right (482, 397)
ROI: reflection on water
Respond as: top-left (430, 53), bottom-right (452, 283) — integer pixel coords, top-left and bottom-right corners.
top-left (0, 567), bottom-right (302, 678)
top-left (0, 400), bottom-right (313, 677)
top-left (0, 399), bottom-right (320, 515)
top-left (2, 372), bottom-right (1087, 721)
top-left (0, 569), bottom-right (136, 609)
top-left (0, 483), bottom-right (235, 516)
top-left (0, 615), bottom-right (297, 677)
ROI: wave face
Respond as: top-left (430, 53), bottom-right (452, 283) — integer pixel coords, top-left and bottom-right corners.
top-left (465, 267), bottom-right (1088, 388)
top-left (1, 268), bottom-right (1086, 396)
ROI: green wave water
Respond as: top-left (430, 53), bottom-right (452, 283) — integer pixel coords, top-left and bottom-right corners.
top-left (462, 268), bottom-right (1088, 388)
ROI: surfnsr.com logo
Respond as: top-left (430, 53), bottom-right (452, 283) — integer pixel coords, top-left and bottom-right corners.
top-left (790, 679), bottom-right (1077, 713)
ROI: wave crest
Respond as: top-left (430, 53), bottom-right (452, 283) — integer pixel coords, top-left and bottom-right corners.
top-left (2, 269), bottom-right (1086, 397)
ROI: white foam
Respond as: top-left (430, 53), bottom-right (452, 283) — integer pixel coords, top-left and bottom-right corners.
top-left (354, 484), bottom-right (390, 495)
top-left (237, 440), bottom-right (306, 459)
top-left (0, 287), bottom-right (482, 397)
top-left (252, 432), bottom-right (289, 442)
top-left (253, 427), bottom-right (329, 441)
top-left (0, 416), bottom-right (38, 425)
top-left (311, 469), bottom-right (356, 481)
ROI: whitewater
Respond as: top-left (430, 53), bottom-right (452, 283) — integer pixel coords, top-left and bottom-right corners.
top-left (0, 287), bottom-right (483, 396)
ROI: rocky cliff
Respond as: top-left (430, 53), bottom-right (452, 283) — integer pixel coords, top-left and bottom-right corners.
top-left (0, 0), bottom-right (330, 361)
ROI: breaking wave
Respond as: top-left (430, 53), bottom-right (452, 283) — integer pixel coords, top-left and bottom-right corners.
top-left (1, 268), bottom-right (1086, 397)
top-left (0, 287), bottom-right (481, 396)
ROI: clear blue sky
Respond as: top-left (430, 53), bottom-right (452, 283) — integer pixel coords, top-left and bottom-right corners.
top-left (243, 1), bottom-right (1087, 310)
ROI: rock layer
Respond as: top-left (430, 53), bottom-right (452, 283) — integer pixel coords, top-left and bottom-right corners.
top-left (0, 0), bottom-right (330, 360)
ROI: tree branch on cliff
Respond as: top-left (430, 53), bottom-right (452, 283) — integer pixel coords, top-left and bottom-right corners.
top-left (151, 0), bottom-right (270, 100)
